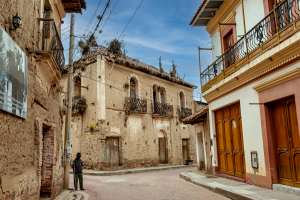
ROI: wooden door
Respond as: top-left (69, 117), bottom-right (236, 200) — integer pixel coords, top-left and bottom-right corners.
top-left (106, 137), bottom-right (119, 168)
top-left (271, 98), bottom-right (300, 188)
top-left (159, 137), bottom-right (166, 163)
top-left (182, 139), bottom-right (188, 164)
top-left (215, 103), bottom-right (246, 178)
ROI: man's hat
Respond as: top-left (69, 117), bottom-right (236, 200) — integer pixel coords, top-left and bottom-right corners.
top-left (76, 152), bottom-right (81, 157)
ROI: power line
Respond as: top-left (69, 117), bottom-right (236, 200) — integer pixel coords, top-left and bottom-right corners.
top-left (118, 0), bottom-right (144, 40)
top-left (84, 0), bottom-right (103, 36)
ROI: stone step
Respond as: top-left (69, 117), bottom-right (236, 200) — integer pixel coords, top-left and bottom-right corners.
top-left (273, 184), bottom-right (300, 196)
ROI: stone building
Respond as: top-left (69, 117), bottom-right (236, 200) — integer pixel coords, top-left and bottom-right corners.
top-left (0, 0), bottom-right (86, 199)
top-left (61, 46), bottom-right (199, 170)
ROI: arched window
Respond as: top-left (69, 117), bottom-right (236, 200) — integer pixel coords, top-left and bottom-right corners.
top-left (180, 92), bottom-right (184, 109)
top-left (74, 76), bottom-right (81, 96)
top-left (130, 78), bottom-right (137, 98)
top-left (160, 88), bottom-right (166, 104)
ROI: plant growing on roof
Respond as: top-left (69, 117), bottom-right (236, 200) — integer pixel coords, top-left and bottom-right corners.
top-left (170, 60), bottom-right (177, 78)
top-left (159, 56), bottom-right (163, 73)
top-left (108, 38), bottom-right (123, 56)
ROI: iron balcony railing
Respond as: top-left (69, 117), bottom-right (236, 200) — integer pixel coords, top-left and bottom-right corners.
top-left (152, 101), bottom-right (174, 118)
top-left (38, 18), bottom-right (65, 74)
top-left (178, 107), bottom-right (192, 120)
top-left (201, 0), bottom-right (300, 87)
top-left (125, 97), bottom-right (147, 113)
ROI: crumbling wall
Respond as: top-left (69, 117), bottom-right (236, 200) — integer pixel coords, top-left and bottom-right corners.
top-left (62, 58), bottom-right (198, 171)
top-left (0, 1), bottom-right (64, 199)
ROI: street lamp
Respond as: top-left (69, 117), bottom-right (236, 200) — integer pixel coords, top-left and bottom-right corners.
top-left (9, 13), bottom-right (21, 32)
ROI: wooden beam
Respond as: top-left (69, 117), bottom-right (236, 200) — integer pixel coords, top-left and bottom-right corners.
top-left (209, 0), bottom-right (225, 1)
top-left (198, 16), bottom-right (213, 19)
top-left (204, 8), bottom-right (219, 11)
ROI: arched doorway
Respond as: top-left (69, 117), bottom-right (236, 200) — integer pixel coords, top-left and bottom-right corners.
top-left (158, 130), bottom-right (168, 164)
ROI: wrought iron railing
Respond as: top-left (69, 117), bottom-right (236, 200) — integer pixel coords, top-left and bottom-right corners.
top-left (178, 107), bottom-right (192, 120)
top-left (125, 97), bottom-right (147, 113)
top-left (152, 102), bottom-right (174, 117)
top-left (201, 0), bottom-right (300, 87)
top-left (38, 19), bottom-right (65, 74)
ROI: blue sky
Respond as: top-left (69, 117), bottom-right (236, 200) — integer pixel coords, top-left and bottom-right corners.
top-left (61, 0), bottom-right (211, 101)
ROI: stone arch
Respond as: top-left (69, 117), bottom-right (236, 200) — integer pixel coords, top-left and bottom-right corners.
top-left (178, 89), bottom-right (186, 109)
top-left (73, 75), bottom-right (81, 96)
top-left (151, 82), bottom-right (168, 104)
top-left (126, 73), bottom-right (141, 98)
top-left (158, 130), bottom-right (168, 163)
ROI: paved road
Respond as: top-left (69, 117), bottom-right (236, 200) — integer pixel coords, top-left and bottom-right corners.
top-left (70, 167), bottom-right (228, 200)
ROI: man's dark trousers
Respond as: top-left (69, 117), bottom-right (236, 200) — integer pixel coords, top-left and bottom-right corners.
top-left (74, 173), bottom-right (83, 189)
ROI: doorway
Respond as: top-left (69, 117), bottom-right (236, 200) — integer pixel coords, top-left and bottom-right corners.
top-left (215, 103), bottom-right (246, 178)
top-left (182, 139), bottom-right (189, 164)
top-left (106, 137), bottom-right (119, 168)
top-left (40, 126), bottom-right (54, 198)
top-left (270, 97), bottom-right (300, 188)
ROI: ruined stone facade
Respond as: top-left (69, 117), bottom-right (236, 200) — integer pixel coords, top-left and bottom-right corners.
top-left (0, 0), bottom-right (84, 199)
top-left (61, 53), bottom-right (199, 170)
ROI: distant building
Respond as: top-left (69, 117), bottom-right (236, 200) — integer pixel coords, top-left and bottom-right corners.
top-left (60, 46), bottom-right (199, 170)
top-left (191, 0), bottom-right (300, 190)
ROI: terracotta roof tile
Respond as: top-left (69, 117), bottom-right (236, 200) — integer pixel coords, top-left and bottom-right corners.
top-left (182, 107), bottom-right (208, 124)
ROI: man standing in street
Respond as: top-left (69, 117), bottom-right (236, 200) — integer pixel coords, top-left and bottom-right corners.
top-left (72, 152), bottom-right (84, 191)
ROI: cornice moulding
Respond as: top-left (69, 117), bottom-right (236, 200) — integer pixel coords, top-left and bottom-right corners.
top-left (206, 0), bottom-right (241, 36)
top-left (253, 67), bottom-right (300, 92)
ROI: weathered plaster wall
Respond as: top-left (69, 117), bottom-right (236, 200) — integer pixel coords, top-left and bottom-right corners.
top-left (62, 57), bottom-right (198, 170)
top-left (0, 1), bottom-right (64, 199)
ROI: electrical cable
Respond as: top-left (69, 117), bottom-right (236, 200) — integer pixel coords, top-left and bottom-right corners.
top-left (118, 0), bottom-right (144, 40)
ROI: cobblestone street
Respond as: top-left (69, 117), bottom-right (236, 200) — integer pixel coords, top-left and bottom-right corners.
top-left (69, 167), bottom-right (228, 200)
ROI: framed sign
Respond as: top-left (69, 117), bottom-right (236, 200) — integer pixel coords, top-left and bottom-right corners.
top-left (251, 151), bottom-right (258, 169)
top-left (0, 26), bottom-right (28, 118)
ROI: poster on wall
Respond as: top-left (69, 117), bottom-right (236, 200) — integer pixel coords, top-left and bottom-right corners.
top-left (0, 26), bottom-right (28, 118)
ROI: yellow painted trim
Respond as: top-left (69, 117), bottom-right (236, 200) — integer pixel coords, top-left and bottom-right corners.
top-left (253, 68), bottom-right (300, 92)
top-left (206, 0), bottom-right (241, 36)
top-left (202, 31), bottom-right (300, 103)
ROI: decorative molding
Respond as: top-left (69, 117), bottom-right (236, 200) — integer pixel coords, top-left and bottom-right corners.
top-left (207, 0), bottom-right (241, 36)
top-left (178, 89), bottom-right (187, 109)
top-left (253, 68), bottom-right (300, 92)
top-left (127, 73), bottom-right (141, 98)
top-left (202, 31), bottom-right (300, 103)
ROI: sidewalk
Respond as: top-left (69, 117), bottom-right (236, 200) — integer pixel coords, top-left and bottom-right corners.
top-left (180, 171), bottom-right (300, 200)
top-left (54, 190), bottom-right (89, 200)
top-left (71, 164), bottom-right (196, 176)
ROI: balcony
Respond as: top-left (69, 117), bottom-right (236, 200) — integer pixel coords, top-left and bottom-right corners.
top-left (178, 107), bottom-right (192, 120)
top-left (201, 0), bottom-right (300, 92)
top-left (125, 97), bottom-right (147, 114)
top-left (152, 102), bottom-right (174, 118)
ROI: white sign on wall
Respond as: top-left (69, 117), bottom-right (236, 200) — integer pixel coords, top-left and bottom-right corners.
top-left (0, 26), bottom-right (28, 118)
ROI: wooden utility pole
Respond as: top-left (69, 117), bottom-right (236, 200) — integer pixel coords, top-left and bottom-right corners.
top-left (64, 13), bottom-right (75, 189)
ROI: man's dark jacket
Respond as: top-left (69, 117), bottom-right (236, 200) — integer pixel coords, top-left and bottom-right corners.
top-left (72, 158), bottom-right (84, 174)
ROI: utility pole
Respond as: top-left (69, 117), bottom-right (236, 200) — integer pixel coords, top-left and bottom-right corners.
top-left (64, 13), bottom-right (75, 189)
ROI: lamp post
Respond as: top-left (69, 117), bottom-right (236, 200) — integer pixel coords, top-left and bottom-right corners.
top-left (9, 13), bottom-right (21, 32)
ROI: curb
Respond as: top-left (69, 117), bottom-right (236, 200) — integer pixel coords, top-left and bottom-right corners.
top-left (179, 173), bottom-right (254, 200)
top-left (73, 164), bottom-right (197, 176)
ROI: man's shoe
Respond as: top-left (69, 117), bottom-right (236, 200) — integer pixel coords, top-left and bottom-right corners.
top-left (80, 188), bottom-right (85, 190)
top-left (75, 188), bottom-right (78, 191)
